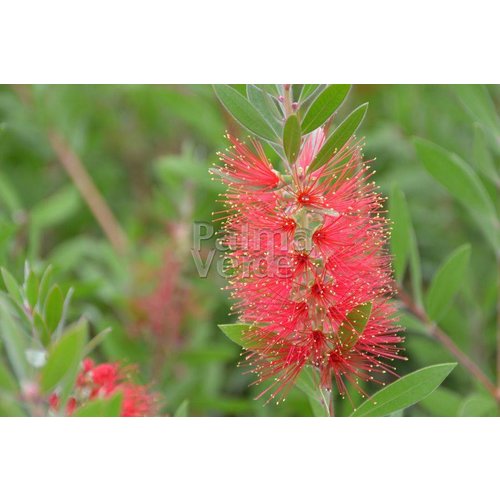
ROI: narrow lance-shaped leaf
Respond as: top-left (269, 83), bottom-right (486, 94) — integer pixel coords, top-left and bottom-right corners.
top-left (425, 244), bottom-right (471, 322)
top-left (351, 363), bottom-right (456, 417)
top-left (38, 264), bottom-right (54, 305)
top-left (0, 300), bottom-right (30, 381)
top-left (299, 84), bottom-right (320, 102)
top-left (246, 84), bottom-right (283, 135)
top-left (40, 320), bottom-right (88, 394)
top-left (0, 360), bottom-right (18, 392)
top-left (301, 84), bottom-right (350, 134)
top-left (459, 393), bottom-right (497, 417)
top-left (414, 137), bottom-right (499, 251)
top-left (283, 114), bottom-right (302, 165)
top-left (174, 400), bottom-right (190, 417)
top-left (253, 84), bottom-right (279, 97)
top-left (0, 172), bottom-right (22, 215)
top-left (44, 284), bottom-right (64, 333)
top-left (219, 323), bottom-right (252, 347)
top-left (388, 184), bottom-right (423, 305)
top-left (455, 85), bottom-right (500, 135)
top-left (1, 267), bottom-right (23, 304)
top-left (473, 123), bottom-right (499, 185)
top-left (33, 311), bottom-right (50, 347)
top-left (419, 387), bottom-right (463, 417)
top-left (218, 323), bottom-right (268, 350)
top-left (338, 302), bottom-right (372, 351)
top-left (309, 103), bottom-right (368, 172)
top-left (31, 186), bottom-right (81, 229)
top-left (25, 270), bottom-right (39, 309)
top-left (389, 184), bottom-right (412, 282)
top-left (213, 85), bottom-right (279, 142)
top-left (408, 216), bottom-right (424, 307)
top-left (414, 138), bottom-right (496, 217)
top-left (72, 392), bottom-right (123, 417)
top-left (295, 366), bottom-right (331, 417)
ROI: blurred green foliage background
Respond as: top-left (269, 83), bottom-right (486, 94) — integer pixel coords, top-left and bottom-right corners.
top-left (0, 84), bottom-right (498, 416)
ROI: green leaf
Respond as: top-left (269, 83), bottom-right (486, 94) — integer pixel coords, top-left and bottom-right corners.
top-left (425, 244), bottom-right (471, 322)
top-left (295, 366), bottom-right (331, 417)
top-left (44, 285), bottom-right (64, 333)
top-left (473, 123), bottom-right (499, 184)
top-left (246, 85), bottom-right (282, 135)
top-left (254, 84), bottom-right (279, 97)
top-left (213, 85), bottom-right (279, 142)
top-left (309, 103), bottom-right (368, 172)
top-left (408, 218), bottom-right (423, 307)
top-left (72, 392), bottom-right (123, 417)
top-left (455, 85), bottom-right (500, 135)
top-left (218, 323), bottom-right (252, 348)
top-left (83, 327), bottom-right (112, 357)
top-left (31, 186), bottom-right (81, 228)
top-left (419, 386), bottom-right (463, 416)
top-left (40, 320), bottom-right (88, 394)
top-left (299, 84), bottom-right (320, 102)
top-left (351, 363), bottom-right (456, 417)
top-left (55, 287), bottom-right (74, 341)
top-left (0, 359), bottom-right (18, 392)
top-left (389, 185), bottom-right (412, 282)
top-left (0, 300), bottom-right (30, 381)
top-left (33, 311), bottom-right (50, 346)
top-left (24, 269), bottom-right (39, 308)
top-left (1, 267), bottom-right (23, 304)
top-left (0, 172), bottom-right (22, 215)
top-left (0, 394), bottom-right (25, 416)
top-left (283, 114), bottom-right (302, 164)
top-left (414, 138), bottom-right (498, 250)
top-left (338, 302), bottom-right (372, 351)
top-left (38, 265), bottom-right (54, 305)
top-left (414, 138), bottom-right (495, 216)
top-left (459, 393), bottom-right (497, 417)
top-left (174, 399), bottom-right (189, 417)
top-left (301, 84), bottom-right (350, 134)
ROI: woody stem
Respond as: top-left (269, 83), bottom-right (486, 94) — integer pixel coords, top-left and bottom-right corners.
top-left (397, 284), bottom-right (498, 401)
top-left (12, 85), bottom-right (129, 255)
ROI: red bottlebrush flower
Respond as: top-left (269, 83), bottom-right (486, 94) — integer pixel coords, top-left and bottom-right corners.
top-left (215, 134), bottom-right (281, 189)
top-left (214, 128), bottom-right (404, 404)
top-left (49, 358), bottom-right (157, 417)
top-left (90, 363), bottom-right (119, 389)
top-left (120, 383), bottom-right (157, 417)
top-left (132, 249), bottom-right (186, 350)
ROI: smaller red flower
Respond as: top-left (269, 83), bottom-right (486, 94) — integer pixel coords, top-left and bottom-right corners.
top-left (49, 358), bottom-right (157, 417)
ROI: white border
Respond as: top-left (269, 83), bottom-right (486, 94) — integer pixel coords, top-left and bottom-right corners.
top-left (1, 418), bottom-right (497, 498)
top-left (1, 1), bottom-right (499, 82)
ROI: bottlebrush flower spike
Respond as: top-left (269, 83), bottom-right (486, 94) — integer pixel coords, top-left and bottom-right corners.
top-left (132, 249), bottom-right (186, 348)
top-left (49, 358), bottom-right (158, 416)
top-left (214, 127), bottom-right (405, 405)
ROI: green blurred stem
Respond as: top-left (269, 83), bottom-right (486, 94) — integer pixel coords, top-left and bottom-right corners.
top-left (397, 285), bottom-right (499, 401)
